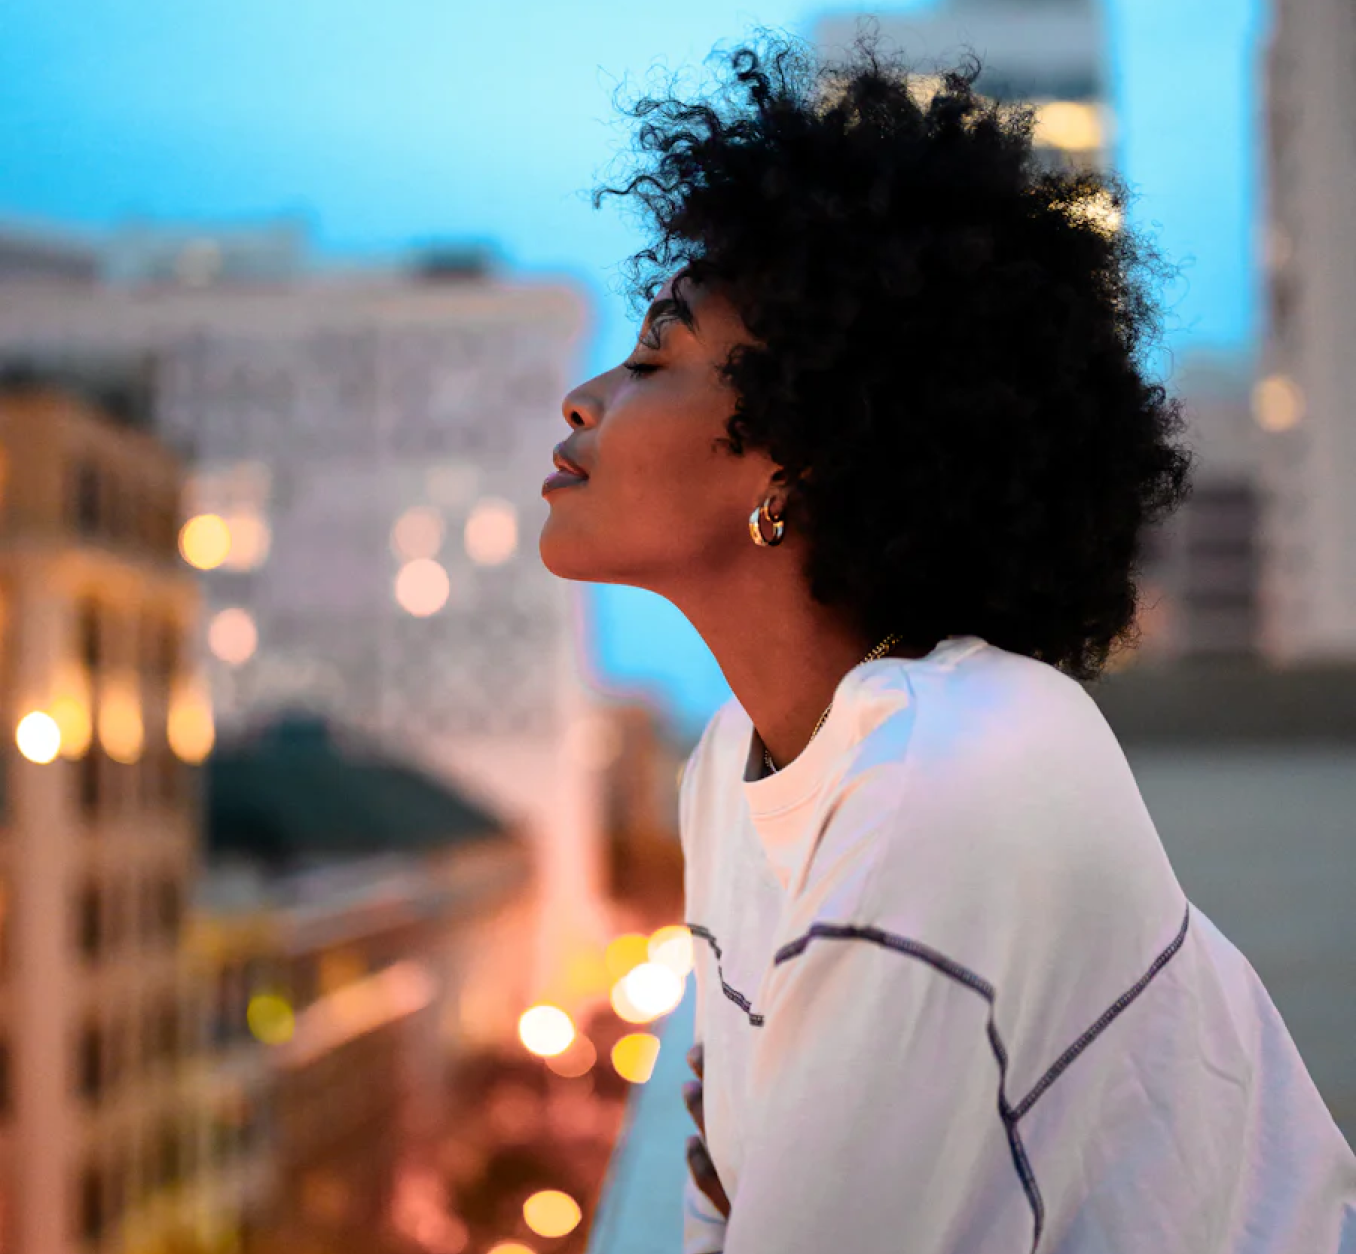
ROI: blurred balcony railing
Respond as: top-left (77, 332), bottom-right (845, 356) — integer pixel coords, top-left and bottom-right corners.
top-left (587, 983), bottom-right (695, 1254)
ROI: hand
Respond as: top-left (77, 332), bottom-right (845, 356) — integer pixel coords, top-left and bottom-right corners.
top-left (684, 1042), bottom-right (731, 1219)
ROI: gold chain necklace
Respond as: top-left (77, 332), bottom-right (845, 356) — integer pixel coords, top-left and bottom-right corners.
top-left (761, 630), bottom-right (908, 776)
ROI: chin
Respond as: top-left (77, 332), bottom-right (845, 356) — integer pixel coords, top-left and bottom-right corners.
top-left (538, 524), bottom-right (596, 582)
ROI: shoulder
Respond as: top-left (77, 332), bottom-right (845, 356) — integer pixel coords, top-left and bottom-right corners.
top-left (808, 647), bottom-right (1183, 990)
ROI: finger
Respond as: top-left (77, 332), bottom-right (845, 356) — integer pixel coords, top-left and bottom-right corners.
top-left (686, 1042), bottom-right (704, 1079)
top-left (687, 1136), bottom-right (731, 1219)
top-left (682, 1079), bottom-right (706, 1139)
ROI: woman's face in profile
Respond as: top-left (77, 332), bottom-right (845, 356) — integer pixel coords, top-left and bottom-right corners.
top-left (539, 273), bottom-right (779, 598)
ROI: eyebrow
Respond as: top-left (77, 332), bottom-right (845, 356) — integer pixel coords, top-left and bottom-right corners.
top-left (639, 293), bottom-right (698, 340)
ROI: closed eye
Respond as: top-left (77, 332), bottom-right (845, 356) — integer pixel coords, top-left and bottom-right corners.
top-left (622, 360), bottom-right (659, 376)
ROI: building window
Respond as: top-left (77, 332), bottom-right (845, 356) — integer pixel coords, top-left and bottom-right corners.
top-left (76, 883), bottom-right (101, 963)
top-left (79, 743), bottom-right (105, 819)
top-left (70, 461), bottom-right (101, 536)
top-left (79, 1165), bottom-right (105, 1243)
top-left (157, 877), bottom-right (182, 942)
top-left (78, 599), bottom-right (101, 671)
top-left (77, 1022), bottom-right (103, 1104)
top-left (156, 1119), bottom-right (181, 1188)
top-left (155, 998), bottom-right (178, 1063)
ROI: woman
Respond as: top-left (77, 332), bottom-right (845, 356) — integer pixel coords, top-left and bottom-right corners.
top-left (539, 27), bottom-right (1356, 1254)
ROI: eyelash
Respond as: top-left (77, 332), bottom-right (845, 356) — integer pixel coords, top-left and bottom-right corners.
top-left (623, 360), bottom-right (658, 376)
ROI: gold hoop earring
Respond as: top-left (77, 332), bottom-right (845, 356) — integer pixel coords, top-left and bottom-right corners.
top-left (749, 497), bottom-right (786, 547)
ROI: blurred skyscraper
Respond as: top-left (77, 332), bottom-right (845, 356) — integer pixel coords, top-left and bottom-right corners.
top-left (1259, 0), bottom-right (1356, 661)
top-left (0, 380), bottom-right (215, 1254)
top-left (0, 224), bottom-right (618, 1013)
top-left (816, 0), bottom-right (1112, 173)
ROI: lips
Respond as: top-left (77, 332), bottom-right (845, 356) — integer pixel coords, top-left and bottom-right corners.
top-left (542, 470), bottom-right (588, 496)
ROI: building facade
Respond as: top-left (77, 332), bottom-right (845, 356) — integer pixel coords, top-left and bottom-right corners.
top-left (0, 239), bottom-right (616, 1011)
top-left (0, 381), bottom-right (218, 1254)
top-left (1259, 0), bottom-right (1356, 661)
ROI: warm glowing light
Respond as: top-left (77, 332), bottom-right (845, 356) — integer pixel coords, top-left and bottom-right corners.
top-left (97, 680), bottom-right (144, 764)
top-left (1069, 189), bottom-right (1122, 236)
top-left (486, 1244), bottom-right (535, 1254)
top-left (464, 497), bottom-right (518, 566)
top-left (611, 1033), bottom-right (661, 1084)
top-left (50, 691), bottom-right (92, 759)
top-left (605, 933), bottom-right (651, 982)
top-left (16, 711), bottom-right (61, 764)
top-left (221, 512), bottom-right (271, 570)
top-left (624, 962), bottom-right (685, 1017)
top-left (544, 1033), bottom-right (597, 1079)
top-left (178, 513), bottom-right (232, 570)
top-left (168, 683), bottom-right (215, 763)
top-left (247, 993), bottom-right (295, 1044)
top-left (395, 558), bottom-right (451, 617)
top-left (523, 1190), bottom-right (582, 1239)
top-left (610, 978), bottom-right (652, 1024)
top-left (1034, 101), bottom-right (1104, 152)
top-left (649, 926), bottom-right (695, 977)
top-left (518, 1004), bottom-right (575, 1057)
top-left (1253, 374), bottom-right (1305, 432)
top-left (391, 506), bottom-right (446, 561)
top-left (208, 608), bottom-right (258, 666)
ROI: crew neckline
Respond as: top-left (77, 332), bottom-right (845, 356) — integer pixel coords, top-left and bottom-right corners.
top-left (741, 634), bottom-right (987, 815)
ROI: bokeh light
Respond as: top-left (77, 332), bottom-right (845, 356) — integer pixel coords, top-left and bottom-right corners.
top-left (394, 558), bottom-right (451, 617)
top-left (623, 962), bottom-right (684, 1018)
top-left (1253, 373), bottom-right (1305, 432)
top-left (178, 513), bottom-right (231, 570)
top-left (208, 608), bottom-right (259, 665)
top-left (464, 497), bottom-right (518, 566)
top-left (648, 925), bottom-right (695, 977)
top-left (168, 684), bottom-right (215, 763)
top-left (221, 511), bottom-right (271, 570)
top-left (611, 1033), bottom-right (661, 1084)
top-left (391, 506), bottom-right (446, 560)
top-left (544, 1033), bottom-right (597, 1079)
top-left (486, 1244), bottom-right (535, 1254)
top-left (610, 978), bottom-right (651, 1025)
top-left (97, 680), bottom-right (144, 764)
top-left (50, 692), bottom-right (92, 759)
top-left (518, 1004), bottom-right (575, 1057)
top-left (15, 711), bottom-right (61, 764)
top-left (246, 992), bottom-right (295, 1044)
top-left (604, 933), bottom-right (650, 982)
top-left (522, 1190), bottom-right (582, 1239)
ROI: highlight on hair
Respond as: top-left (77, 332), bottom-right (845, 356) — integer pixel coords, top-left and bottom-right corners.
top-left (592, 23), bottom-right (1195, 683)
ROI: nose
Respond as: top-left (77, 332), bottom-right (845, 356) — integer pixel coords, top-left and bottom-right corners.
top-left (560, 379), bottom-right (602, 430)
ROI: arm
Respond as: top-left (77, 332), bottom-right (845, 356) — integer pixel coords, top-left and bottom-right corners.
top-left (720, 926), bottom-right (1037, 1254)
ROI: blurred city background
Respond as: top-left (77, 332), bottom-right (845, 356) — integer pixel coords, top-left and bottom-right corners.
top-left (0, 0), bottom-right (1351, 1251)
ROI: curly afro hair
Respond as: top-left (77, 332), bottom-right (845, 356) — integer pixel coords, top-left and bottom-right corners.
top-left (592, 25), bottom-right (1196, 684)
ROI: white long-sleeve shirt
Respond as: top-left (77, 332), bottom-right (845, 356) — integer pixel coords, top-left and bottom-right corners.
top-left (679, 634), bottom-right (1356, 1254)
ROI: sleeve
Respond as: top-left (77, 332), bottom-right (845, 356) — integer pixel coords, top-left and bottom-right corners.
top-left (718, 927), bottom-right (1037, 1254)
top-left (683, 1160), bottom-right (729, 1254)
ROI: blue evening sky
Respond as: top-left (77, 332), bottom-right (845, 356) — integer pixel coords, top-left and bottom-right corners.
top-left (0, 0), bottom-right (1267, 734)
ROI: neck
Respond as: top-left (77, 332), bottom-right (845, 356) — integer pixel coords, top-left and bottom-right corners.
top-left (672, 575), bottom-right (933, 771)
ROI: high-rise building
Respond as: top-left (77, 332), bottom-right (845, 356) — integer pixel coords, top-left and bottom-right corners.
top-left (816, 0), bottom-right (1112, 173)
top-left (0, 378), bottom-right (218, 1254)
top-left (0, 227), bottom-right (615, 1010)
top-left (1259, 0), bottom-right (1356, 661)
